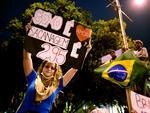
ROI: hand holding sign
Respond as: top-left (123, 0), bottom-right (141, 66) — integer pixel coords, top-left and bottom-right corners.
top-left (25, 19), bottom-right (32, 32)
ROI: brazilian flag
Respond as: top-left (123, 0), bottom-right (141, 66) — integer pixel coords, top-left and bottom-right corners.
top-left (94, 50), bottom-right (149, 88)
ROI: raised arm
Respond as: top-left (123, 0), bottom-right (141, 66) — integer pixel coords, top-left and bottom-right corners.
top-left (63, 68), bottom-right (78, 87)
top-left (23, 49), bottom-right (33, 77)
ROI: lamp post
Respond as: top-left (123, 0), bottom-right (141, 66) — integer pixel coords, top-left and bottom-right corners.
top-left (114, 1), bottom-right (132, 113)
top-left (115, 1), bottom-right (132, 113)
top-left (115, 0), bottom-right (128, 50)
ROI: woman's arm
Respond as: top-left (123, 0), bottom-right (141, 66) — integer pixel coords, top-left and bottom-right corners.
top-left (23, 20), bottom-right (34, 77)
top-left (63, 68), bottom-right (78, 87)
top-left (23, 49), bottom-right (33, 77)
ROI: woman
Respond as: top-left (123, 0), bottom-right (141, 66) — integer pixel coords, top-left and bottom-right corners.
top-left (16, 49), bottom-right (78, 113)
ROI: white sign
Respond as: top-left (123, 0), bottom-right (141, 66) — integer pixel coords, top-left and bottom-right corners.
top-left (90, 108), bottom-right (110, 113)
top-left (25, 8), bottom-right (92, 68)
top-left (130, 90), bottom-right (150, 113)
top-left (101, 49), bottom-right (122, 64)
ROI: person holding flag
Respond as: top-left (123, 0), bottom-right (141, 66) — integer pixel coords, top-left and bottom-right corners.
top-left (94, 49), bottom-right (149, 88)
top-left (133, 40), bottom-right (150, 96)
top-left (133, 40), bottom-right (149, 65)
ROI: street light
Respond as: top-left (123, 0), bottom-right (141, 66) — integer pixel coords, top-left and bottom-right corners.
top-left (131, 0), bottom-right (147, 9)
top-left (134, 0), bottom-right (145, 6)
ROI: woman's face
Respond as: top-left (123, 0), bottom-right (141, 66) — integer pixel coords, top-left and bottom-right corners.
top-left (42, 62), bottom-right (56, 79)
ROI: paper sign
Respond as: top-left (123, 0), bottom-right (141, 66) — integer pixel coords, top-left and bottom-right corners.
top-left (130, 90), bottom-right (150, 113)
top-left (24, 9), bottom-right (92, 69)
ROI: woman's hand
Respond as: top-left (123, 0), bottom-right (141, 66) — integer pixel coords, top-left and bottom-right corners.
top-left (63, 68), bottom-right (78, 87)
top-left (25, 19), bottom-right (32, 32)
top-left (25, 23), bottom-right (32, 33)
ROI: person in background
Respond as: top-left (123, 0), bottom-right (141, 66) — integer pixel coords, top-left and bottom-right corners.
top-left (133, 40), bottom-right (150, 97)
top-left (100, 49), bottom-right (117, 66)
top-left (109, 49), bottom-right (117, 61)
top-left (134, 40), bottom-right (149, 63)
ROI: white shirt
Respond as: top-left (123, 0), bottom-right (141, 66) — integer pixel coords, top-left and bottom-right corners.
top-left (134, 47), bottom-right (148, 58)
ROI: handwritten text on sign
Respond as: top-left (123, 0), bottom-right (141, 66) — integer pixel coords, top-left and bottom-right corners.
top-left (130, 91), bottom-right (150, 113)
top-left (27, 9), bottom-right (92, 66)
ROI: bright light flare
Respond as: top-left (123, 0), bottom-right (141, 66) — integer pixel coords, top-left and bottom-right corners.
top-left (134, 0), bottom-right (145, 6)
top-left (129, 0), bottom-right (148, 13)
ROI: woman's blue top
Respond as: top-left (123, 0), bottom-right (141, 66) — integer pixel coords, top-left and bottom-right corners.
top-left (16, 70), bottom-right (64, 113)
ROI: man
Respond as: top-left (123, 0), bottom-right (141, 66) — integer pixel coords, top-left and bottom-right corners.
top-left (134, 40), bottom-right (149, 62)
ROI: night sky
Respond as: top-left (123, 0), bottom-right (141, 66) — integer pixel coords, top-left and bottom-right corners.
top-left (0, 0), bottom-right (150, 51)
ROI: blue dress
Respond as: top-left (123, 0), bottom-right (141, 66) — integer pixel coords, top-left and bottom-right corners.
top-left (16, 70), bottom-right (64, 113)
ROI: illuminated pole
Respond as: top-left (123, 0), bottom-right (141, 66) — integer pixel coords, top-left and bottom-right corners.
top-left (115, 0), bottom-right (128, 49)
top-left (114, 1), bottom-right (131, 113)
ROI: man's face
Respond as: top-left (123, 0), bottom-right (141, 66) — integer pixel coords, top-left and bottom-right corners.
top-left (135, 42), bottom-right (142, 49)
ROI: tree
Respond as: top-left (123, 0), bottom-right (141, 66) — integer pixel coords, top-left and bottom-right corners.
top-left (8, 0), bottom-right (92, 40)
top-left (79, 18), bottom-right (129, 109)
top-left (62, 18), bottom-right (130, 112)
top-left (84, 18), bottom-right (124, 72)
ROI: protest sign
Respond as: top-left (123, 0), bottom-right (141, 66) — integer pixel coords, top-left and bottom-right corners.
top-left (24, 9), bottom-right (92, 69)
top-left (130, 90), bottom-right (150, 113)
top-left (101, 49), bottom-right (122, 64)
top-left (90, 108), bottom-right (110, 113)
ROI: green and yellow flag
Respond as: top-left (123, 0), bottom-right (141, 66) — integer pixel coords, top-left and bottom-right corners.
top-left (94, 50), bottom-right (149, 88)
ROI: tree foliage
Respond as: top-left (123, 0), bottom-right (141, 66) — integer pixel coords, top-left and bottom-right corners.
top-left (64, 18), bottom-right (128, 112)
top-left (83, 18), bottom-right (125, 73)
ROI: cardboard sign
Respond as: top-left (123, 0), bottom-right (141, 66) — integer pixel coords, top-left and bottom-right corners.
top-left (90, 108), bottom-right (110, 113)
top-left (101, 49), bottom-right (122, 64)
top-left (24, 9), bottom-right (92, 69)
top-left (130, 90), bottom-right (150, 113)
